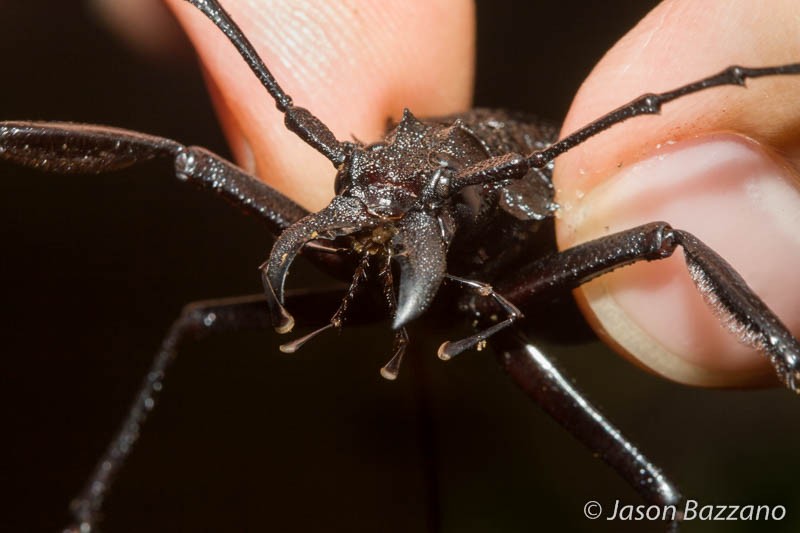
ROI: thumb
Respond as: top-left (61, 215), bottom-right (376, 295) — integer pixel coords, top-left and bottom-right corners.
top-left (165, 0), bottom-right (474, 211)
top-left (554, 0), bottom-right (800, 387)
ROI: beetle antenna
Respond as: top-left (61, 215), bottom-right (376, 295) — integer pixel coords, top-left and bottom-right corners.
top-left (185, 0), bottom-right (350, 165)
top-left (525, 63), bottom-right (800, 169)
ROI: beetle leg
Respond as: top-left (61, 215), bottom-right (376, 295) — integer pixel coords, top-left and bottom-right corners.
top-left (496, 221), bottom-right (800, 392)
top-left (64, 288), bottom-right (371, 533)
top-left (0, 121), bottom-right (308, 235)
top-left (491, 328), bottom-right (682, 523)
top-left (438, 274), bottom-right (523, 360)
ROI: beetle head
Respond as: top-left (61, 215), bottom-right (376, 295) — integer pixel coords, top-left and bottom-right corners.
top-left (264, 109), bottom-right (487, 333)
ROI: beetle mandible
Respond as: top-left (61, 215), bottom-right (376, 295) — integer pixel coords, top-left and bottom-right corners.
top-left (1, 1), bottom-right (800, 532)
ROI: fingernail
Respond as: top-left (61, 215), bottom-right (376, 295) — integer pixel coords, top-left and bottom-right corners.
top-left (565, 134), bottom-right (800, 387)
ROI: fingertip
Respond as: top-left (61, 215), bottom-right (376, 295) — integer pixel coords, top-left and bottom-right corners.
top-left (555, 0), bottom-right (800, 199)
top-left (553, 0), bottom-right (800, 387)
top-left (568, 134), bottom-right (800, 387)
top-left (166, 0), bottom-right (474, 210)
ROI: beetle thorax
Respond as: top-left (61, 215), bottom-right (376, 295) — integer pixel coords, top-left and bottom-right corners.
top-left (335, 108), bottom-right (488, 221)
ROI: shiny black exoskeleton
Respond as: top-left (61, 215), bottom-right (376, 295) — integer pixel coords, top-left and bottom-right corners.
top-left (2, 1), bottom-right (799, 531)
top-left (264, 108), bottom-right (558, 369)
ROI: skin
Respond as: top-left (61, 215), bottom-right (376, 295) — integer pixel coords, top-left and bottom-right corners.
top-left (100, 0), bottom-right (800, 388)
top-left (556, 0), bottom-right (800, 387)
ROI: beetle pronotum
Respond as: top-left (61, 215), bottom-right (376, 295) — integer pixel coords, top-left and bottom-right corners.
top-left (2, 1), bottom-right (800, 532)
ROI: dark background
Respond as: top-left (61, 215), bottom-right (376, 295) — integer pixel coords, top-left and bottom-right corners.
top-left (1, 1), bottom-right (799, 532)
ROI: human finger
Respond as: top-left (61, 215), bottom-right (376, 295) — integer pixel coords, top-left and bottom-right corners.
top-left (554, 0), bottom-right (800, 388)
top-left (166, 0), bottom-right (475, 211)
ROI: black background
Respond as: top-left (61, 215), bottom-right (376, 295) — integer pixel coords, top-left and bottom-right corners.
top-left (1, 1), bottom-right (799, 532)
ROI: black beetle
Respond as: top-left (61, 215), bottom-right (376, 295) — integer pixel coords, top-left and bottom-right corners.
top-left (1, 1), bottom-right (800, 532)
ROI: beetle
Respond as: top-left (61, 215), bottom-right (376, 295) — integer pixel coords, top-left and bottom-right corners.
top-left (4, 1), bottom-right (800, 532)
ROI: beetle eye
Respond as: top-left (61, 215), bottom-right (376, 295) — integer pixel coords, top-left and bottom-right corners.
top-left (365, 142), bottom-right (386, 152)
top-left (428, 151), bottom-right (459, 171)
